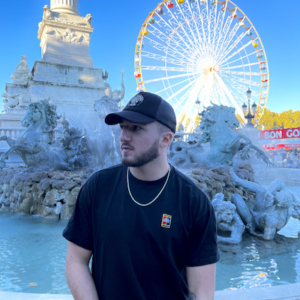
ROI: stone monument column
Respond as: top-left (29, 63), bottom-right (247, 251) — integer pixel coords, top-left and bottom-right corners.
top-left (38, 0), bottom-right (93, 68)
top-left (50, 0), bottom-right (80, 16)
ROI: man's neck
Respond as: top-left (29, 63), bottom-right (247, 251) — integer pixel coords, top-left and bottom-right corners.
top-left (129, 159), bottom-right (170, 181)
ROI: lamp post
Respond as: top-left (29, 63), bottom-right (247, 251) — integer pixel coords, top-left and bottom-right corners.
top-left (195, 98), bottom-right (201, 115)
top-left (242, 88), bottom-right (257, 127)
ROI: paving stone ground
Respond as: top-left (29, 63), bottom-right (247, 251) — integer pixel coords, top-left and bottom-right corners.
top-left (1, 283), bottom-right (300, 300)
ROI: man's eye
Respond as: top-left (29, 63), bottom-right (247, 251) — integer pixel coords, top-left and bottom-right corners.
top-left (133, 126), bottom-right (141, 131)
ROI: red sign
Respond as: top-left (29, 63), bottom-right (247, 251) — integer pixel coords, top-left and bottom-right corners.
top-left (259, 127), bottom-right (300, 140)
top-left (263, 144), bottom-right (300, 149)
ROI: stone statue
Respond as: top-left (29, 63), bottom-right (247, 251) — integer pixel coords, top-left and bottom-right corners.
top-left (169, 104), bottom-right (272, 167)
top-left (212, 193), bottom-right (245, 244)
top-left (11, 56), bottom-right (32, 84)
top-left (85, 96), bottom-right (121, 169)
top-left (103, 70), bottom-right (125, 110)
top-left (57, 116), bottom-right (90, 169)
top-left (230, 168), bottom-right (300, 240)
top-left (85, 14), bottom-right (92, 28)
top-left (58, 116), bottom-right (86, 150)
top-left (43, 5), bottom-right (52, 20)
top-left (2, 88), bottom-right (31, 110)
top-left (0, 99), bottom-right (85, 171)
top-left (102, 69), bottom-right (109, 81)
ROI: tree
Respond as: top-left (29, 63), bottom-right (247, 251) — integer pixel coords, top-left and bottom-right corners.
top-left (258, 109), bottom-right (300, 130)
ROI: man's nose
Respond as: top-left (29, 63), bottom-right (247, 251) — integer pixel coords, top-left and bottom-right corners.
top-left (120, 129), bottom-right (131, 143)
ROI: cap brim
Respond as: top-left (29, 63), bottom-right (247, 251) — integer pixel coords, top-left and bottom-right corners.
top-left (105, 111), bottom-right (156, 125)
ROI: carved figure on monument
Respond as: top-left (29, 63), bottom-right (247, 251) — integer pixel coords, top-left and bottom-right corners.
top-left (11, 56), bottom-right (32, 84)
top-left (85, 14), bottom-right (92, 28)
top-left (230, 169), bottom-right (300, 240)
top-left (103, 70), bottom-right (125, 111)
top-left (2, 88), bottom-right (31, 110)
top-left (169, 104), bottom-right (272, 167)
top-left (102, 69), bottom-right (109, 81)
top-left (43, 5), bottom-right (52, 20)
top-left (212, 193), bottom-right (245, 244)
top-left (57, 116), bottom-right (87, 151)
top-left (0, 99), bottom-right (84, 171)
top-left (85, 96), bottom-right (121, 168)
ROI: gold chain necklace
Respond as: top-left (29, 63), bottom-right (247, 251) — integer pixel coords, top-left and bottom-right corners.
top-left (127, 166), bottom-right (171, 207)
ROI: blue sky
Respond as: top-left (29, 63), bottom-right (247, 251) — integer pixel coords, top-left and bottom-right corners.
top-left (0, 0), bottom-right (299, 113)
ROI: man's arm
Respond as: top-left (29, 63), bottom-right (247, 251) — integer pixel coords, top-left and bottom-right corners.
top-left (65, 242), bottom-right (99, 300)
top-left (186, 263), bottom-right (216, 300)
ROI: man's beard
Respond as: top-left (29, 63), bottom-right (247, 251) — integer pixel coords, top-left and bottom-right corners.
top-left (122, 139), bottom-right (160, 167)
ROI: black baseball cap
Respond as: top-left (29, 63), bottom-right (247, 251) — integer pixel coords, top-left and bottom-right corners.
top-left (105, 92), bottom-right (177, 133)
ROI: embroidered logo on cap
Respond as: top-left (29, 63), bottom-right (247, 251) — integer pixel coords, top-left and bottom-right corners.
top-left (161, 214), bottom-right (172, 228)
top-left (128, 94), bottom-right (144, 107)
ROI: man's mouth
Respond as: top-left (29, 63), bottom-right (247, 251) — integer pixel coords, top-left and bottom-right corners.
top-left (121, 146), bottom-right (134, 152)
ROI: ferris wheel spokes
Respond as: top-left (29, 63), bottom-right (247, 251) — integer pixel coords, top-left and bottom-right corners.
top-left (155, 76), bottom-right (200, 95)
top-left (141, 51), bottom-right (193, 68)
top-left (143, 72), bottom-right (201, 85)
top-left (222, 50), bottom-right (257, 67)
top-left (218, 38), bottom-right (259, 66)
top-left (217, 30), bottom-right (248, 64)
top-left (221, 71), bottom-right (261, 76)
top-left (222, 62), bottom-right (260, 70)
top-left (135, 0), bottom-right (269, 128)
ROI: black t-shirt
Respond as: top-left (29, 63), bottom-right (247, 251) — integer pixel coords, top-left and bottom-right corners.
top-left (63, 164), bottom-right (219, 300)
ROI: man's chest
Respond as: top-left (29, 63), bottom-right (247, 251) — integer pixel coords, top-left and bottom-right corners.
top-left (92, 188), bottom-right (192, 260)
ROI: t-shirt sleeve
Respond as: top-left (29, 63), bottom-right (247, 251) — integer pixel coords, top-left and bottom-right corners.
top-left (185, 193), bottom-right (220, 267)
top-left (62, 180), bottom-right (94, 251)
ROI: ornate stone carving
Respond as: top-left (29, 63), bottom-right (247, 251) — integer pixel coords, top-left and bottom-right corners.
top-left (84, 14), bottom-right (92, 28)
top-left (44, 27), bottom-right (90, 44)
top-left (169, 104), bottom-right (272, 167)
top-left (43, 5), bottom-right (52, 20)
top-left (52, 15), bottom-right (92, 28)
top-left (212, 193), bottom-right (245, 245)
top-left (85, 96), bottom-right (121, 168)
top-left (10, 56), bottom-right (32, 84)
top-left (103, 70), bottom-right (125, 106)
top-left (0, 99), bottom-right (89, 171)
top-left (230, 169), bottom-right (300, 241)
top-left (2, 88), bottom-right (31, 110)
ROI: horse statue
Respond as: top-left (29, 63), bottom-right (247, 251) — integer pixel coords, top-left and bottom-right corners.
top-left (85, 96), bottom-right (120, 169)
top-left (170, 104), bottom-right (272, 167)
top-left (0, 99), bottom-right (77, 170)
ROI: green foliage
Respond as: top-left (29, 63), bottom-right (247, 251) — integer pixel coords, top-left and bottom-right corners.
top-left (258, 109), bottom-right (300, 130)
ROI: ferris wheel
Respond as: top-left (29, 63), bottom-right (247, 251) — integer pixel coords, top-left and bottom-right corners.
top-left (134, 0), bottom-right (269, 129)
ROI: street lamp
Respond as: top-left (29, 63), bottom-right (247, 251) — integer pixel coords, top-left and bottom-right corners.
top-left (195, 98), bottom-right (201, 115)
top-left (242, 88), bottom-right (257, 127)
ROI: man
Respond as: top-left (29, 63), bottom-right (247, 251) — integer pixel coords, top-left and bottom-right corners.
top-left (63, 92), bottom-right (219, 300)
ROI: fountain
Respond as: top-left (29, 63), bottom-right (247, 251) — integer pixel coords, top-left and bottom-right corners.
top-left (0, 0), bottom-right (300, 298)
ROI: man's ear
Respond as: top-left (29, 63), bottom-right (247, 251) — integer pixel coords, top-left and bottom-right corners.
top-left (160, 132), bottom-right (174, 148)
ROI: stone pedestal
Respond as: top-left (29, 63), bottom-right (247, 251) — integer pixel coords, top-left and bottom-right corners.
top-left (30, 61), bottom-right (107, 127)
top-left (38, 3), bottom-right (93, 68)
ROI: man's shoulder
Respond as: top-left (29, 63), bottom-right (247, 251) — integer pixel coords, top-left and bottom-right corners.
top-left (172, 166), bottom-right (213, 218)
top-left (85, 164), bottom-right (124, 187)
top-left (173, 167), bottom-right (205, 194)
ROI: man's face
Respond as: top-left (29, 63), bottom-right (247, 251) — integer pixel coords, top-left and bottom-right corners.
top-left (119, 120), bottom-right (161, 167)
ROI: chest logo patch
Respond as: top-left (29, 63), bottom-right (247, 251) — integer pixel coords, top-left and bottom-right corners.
top-left (161, 214), bottom-right (172, 228)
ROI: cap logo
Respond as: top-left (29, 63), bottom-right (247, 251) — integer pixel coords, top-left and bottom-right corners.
top-left (128, 94), bottom-right (144, 107)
